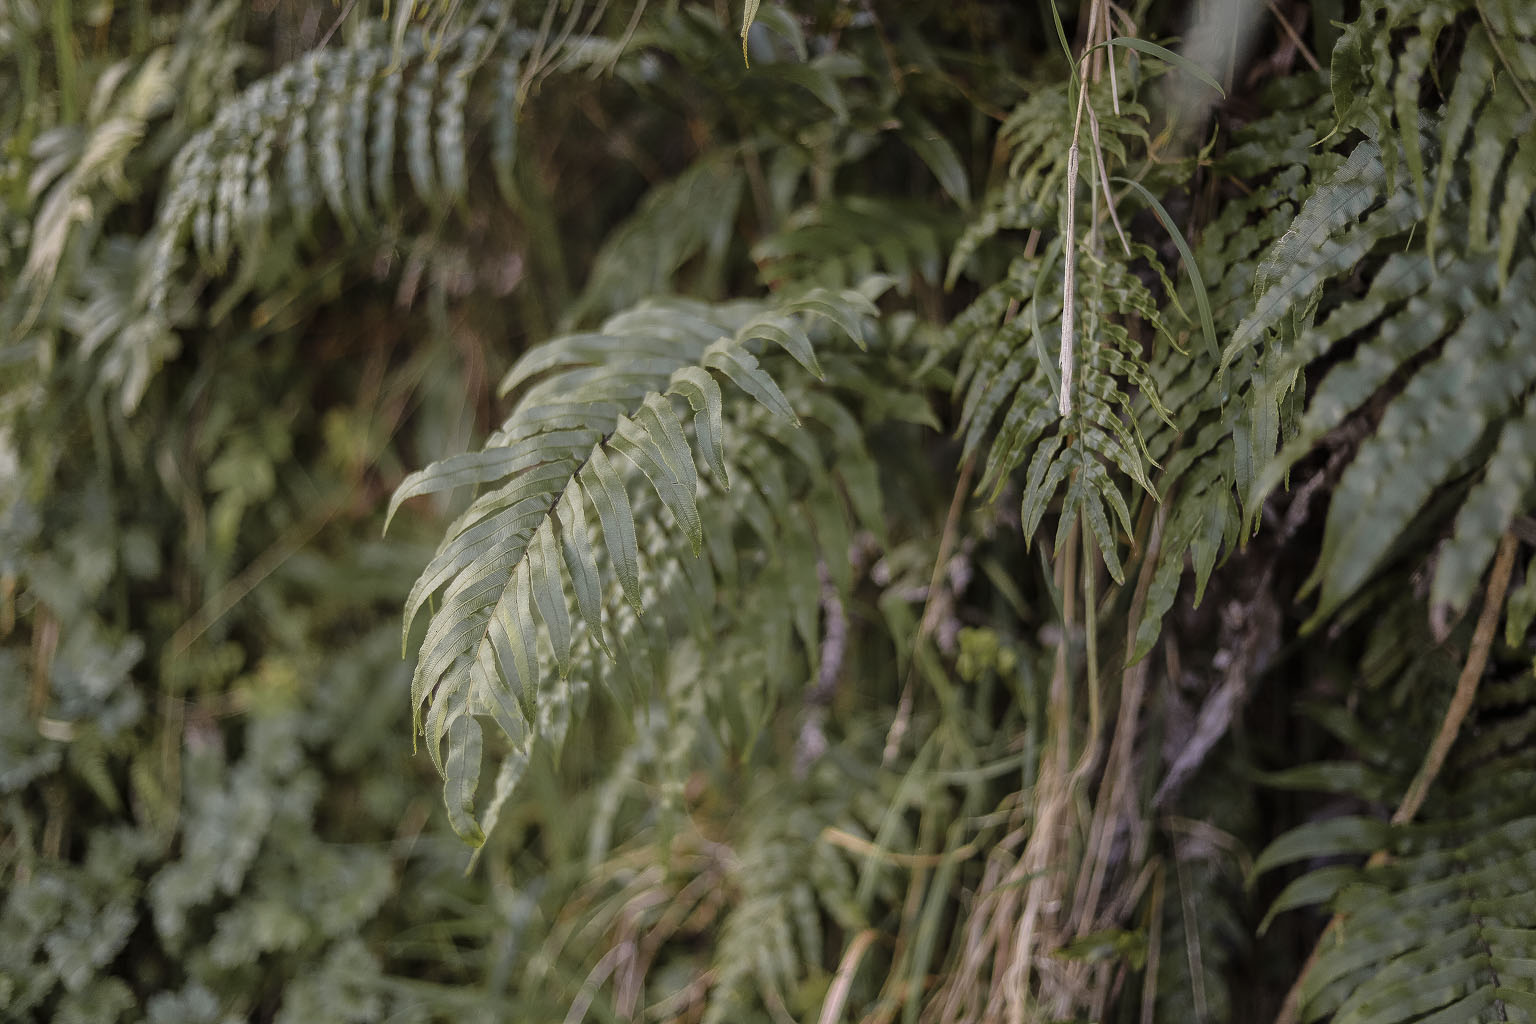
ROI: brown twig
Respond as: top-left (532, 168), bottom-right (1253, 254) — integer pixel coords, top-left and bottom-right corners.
top-left (1394, 531), bottom-right (1519, 825)
top-left (315, 0), bottom-right (360, 50)
top-left (820, 930), bottom-right (881, 1024)
top-left (882, 454), bottom-right (976, 765)
top-left (1264, 0), bottom-right (1321, 73)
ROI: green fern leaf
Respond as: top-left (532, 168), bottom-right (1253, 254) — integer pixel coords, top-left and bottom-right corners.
top-left (668, 366), bottom-right (730, 486)
top-left (1222, 140), bottom-right (1407, 378)
top-left (1303, 259), bottom-right (1536, 622)
top-left (704, 339), bottom-right (799, 424)
top-left (441, 712), bottom-right (484, 846)
top-left (555, 484), bottom-right (612, 658)
top-left (611, 401), bottom-right (703, 556)
top-left (396, 287), bottom-right (884, 844)
top-left (739, 313), bottom-right (823, 378)
top-left (1432, 389), bottom-right (1536, 612)
top-left (529, 518), bottom-right (573, 676)
top-left (581, 447), bottom-right (644, 614)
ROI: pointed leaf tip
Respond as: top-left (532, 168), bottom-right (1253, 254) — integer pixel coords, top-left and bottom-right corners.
top-left (741, 0), bottom-right (761, 66)
top-left (443, 712), bottom-right (485, 847)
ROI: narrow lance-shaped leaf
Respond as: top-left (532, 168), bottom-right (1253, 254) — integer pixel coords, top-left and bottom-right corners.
top-left (1083, 456), bottom-right (1133, 555)
top-left (424, 661), bottom-right (471, 774)
top-left (1431, 389), bottom-right (1536, 613)
top-left (668, 365), bottom-right (729, 487)
top-left (487, 560), bottom-right (540, 721)
top-left (779, 285), bottom-right (879, 349)
top-left (556, 485), bottom-right (611, 657)
top-left (760, 62), bottom-right (851, 122)
top-left (581, 447), bottom-right (644, 614)
top-left (471, 646), bottom-right (528, 752)
top-left (1021, 434), bottom-right (1070, 540)
top-left (609, 399), bottom-right (702, 555)
top-left (901, 109), bottom-right (972, 206)
top-left (1250, 816), bottom-right (1393, 880)
top-left (609, 420), bottom-right (697, 556)
top-left (739, 314), bottom-right (823, 378)
top-left (1259, 865), bottom-right (1357, 935)
top-left (705, 341), bottom-right (799, 423)
top-left (442, 711), bottom-right (485, 846)
top-left (530, 517), bottom-right (573, 677)
top-left (413, 580), bottom-right (499, 739)
top-left (639, 393), bottom-right (702, 524)
top-left (468, 750), bottom-right (529, 870)
top-left (1494, 129), bottom-right (1535, 287)
top-left (1131, 496), bottom-right (1206, 663)
top-left (1093, 37), bottom-right (1226, 98)
top-left (1113, 176), bottom-right (1218, 359)
top-left (741, 0), bottom-right (761, 65)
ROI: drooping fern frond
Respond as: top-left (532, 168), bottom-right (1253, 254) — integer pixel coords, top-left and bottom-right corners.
top-left (1221, 135), bottom-right (1422, 502)
top-left (946, 42), bottom-right (1188, 581)
top-left (1226, 124), bottom-right (1536, 622)
top-left (145, 12), bottom-right (526, 314)
top-left (389, 282), bottom-right (899, 843)
top-left (1212, 0), bottom-right (1536, 626)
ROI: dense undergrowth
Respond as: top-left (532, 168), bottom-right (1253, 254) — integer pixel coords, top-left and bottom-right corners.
top-left (3, 0), bottom-right (1535, 1021)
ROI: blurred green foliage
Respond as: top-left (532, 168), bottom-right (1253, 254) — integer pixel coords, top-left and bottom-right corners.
top-left (4, 0), bottom-right (1536, 1022)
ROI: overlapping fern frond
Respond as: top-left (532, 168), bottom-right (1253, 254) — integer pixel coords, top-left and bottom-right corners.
top-left (1227, 136), bottom-right (1536, 624)
top-left (753, 196), bottom-right (959, 294)
top-left (954, 243), bottom-right (1173, 581)
top-left (1130, 76), bottom-right (1340, 659)
top-left (949, 52), bottom-right (1181, 581)
top-left (1331, 0), bottom-right (1534, 285)
top-left (388, 281), bottom-right (925, 843)
top-left (1225, 0), bottom-right (1536, 624)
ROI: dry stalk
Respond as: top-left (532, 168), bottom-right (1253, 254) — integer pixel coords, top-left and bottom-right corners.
top-left (1001, 520), bottom-right (1080, 1024)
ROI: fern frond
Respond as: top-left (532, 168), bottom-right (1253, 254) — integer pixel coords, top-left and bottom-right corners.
top-left (1332, 0), bottom-right (1536, 285)
top-left (753, 196), bottom-right (958, 294)
top-left (1232, 126), bottom-right (1536, 619)
top-left (954, 242), bottom-right (1167, 581)
top-left (1257, 677), bottom-right (1536, 1024)
top-left (144, 12), bottom-right (545, 315)
top-left (1222, 136), bottom-right (1424, 513)
top-left (391, 284), bottom-right (888, 843)
top-left (1113, 80), bottom-right (1346, 660)
top-left (1228, 49), bottom-right (1536, 618)
top-left (566, 153), bottom-right (747, 325)
top-left (1298, 256), bottom-right (1536, 619)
